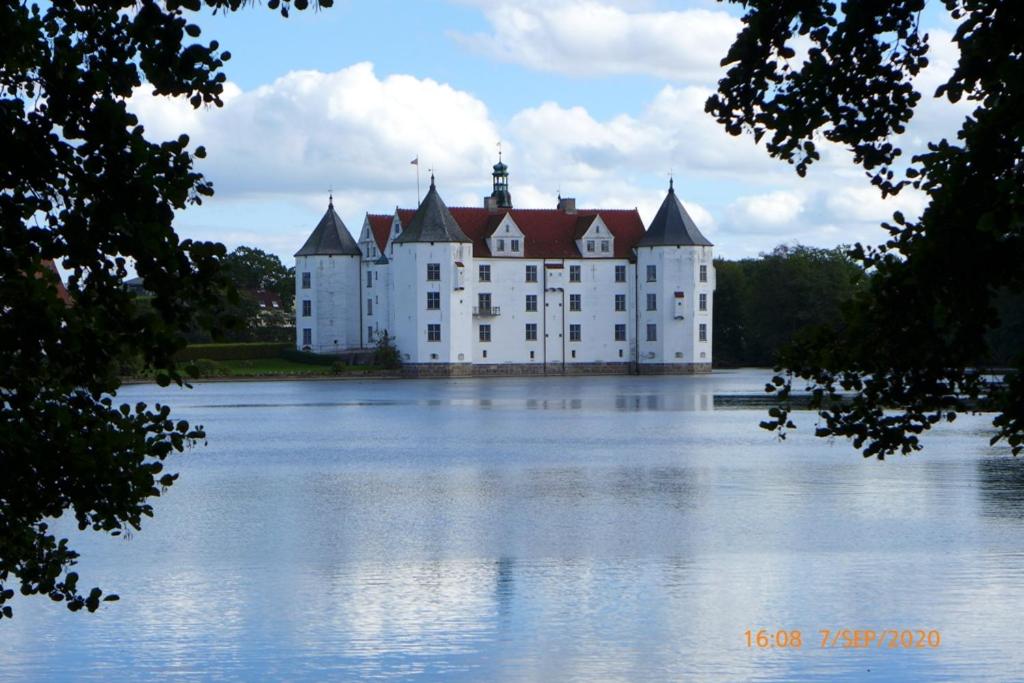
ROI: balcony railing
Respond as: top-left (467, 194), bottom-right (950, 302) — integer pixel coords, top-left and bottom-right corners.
top-left (473, 306), bottom-right (501, 316)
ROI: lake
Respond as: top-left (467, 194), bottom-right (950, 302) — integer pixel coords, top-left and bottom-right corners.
top-left (2, 370), bottom-right (1023, 681)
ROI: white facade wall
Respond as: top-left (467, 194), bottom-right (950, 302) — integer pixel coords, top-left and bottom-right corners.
top-left (636, 245), bottom-right (715, 366)
top-left (389, 242), bottom-right (474, 364)
top-left (295, 254), bottom-right (361, 353)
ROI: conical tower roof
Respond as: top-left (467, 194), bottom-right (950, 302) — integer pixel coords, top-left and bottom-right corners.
top-left (394, 176), bottom-right (471, 244)
top-left (295, 198), bottom-right (362, 256)
top-left (637, 179), bottom-right (712, 247)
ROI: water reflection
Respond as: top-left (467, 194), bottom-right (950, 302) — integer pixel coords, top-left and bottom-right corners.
top-left (978, 456), bottom-right (1024, 519)
top-left (3, 372), bottom-right (1022, 682)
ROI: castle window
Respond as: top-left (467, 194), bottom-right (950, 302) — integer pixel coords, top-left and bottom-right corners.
top-left (647, 265), bottom-right (657, 282)
top-left (646, 293), bottom-right (657, 311)
top-left (586, 240), bottom-right (595, 252)
top-left (699, 323), bottom-right (707, 342)
top-left (615, 324), bottom-right (626, 342)
top-left (699, 293), bottom-right (707, 311)
top-left (569, 324), bottom-right (581, 342)
top-left (569, 265), bottom-right (581, 282)
top-left (700, 264), bottom-right (708, 283)
top-left (569, 294), bottom-right (581, 312)
top-left (511, 239), bottom-right (520, 252)
top-left (615, 294), bottom-right (626, 312)
top-left (427, 292), bottom-right (440, 310)
top-left (367, 299), bottom-right (373, 316)
top-left (301, 272), bottom-right (311, 289)
top-left (525, 294), bottom-right (537, 312)
top-left (478, 292), bottom-right (491, 313)
top-left (526, 323), bottom-right (537, 341)
top-left (497, 239), bottom-right (505, 252)
top-left (302, 300), bottom-right (311, 317)
top-left (479, 324), bottom-right (491, 342)
top-left (601, 240), bottom-right (610, 253)
top-left (479, 264), bottom-right (491, 282)
top-left (525, 265), bottom-right (537, 282)
top-left (366, 270), bottom-right (372, 288)
top-left (302, 328), bottom-right (312, 346)
top-left (367, 326), bottom-right (373, 341)
top-left (427, 263), bottom-right (440, 281)
top-left (647, 324), bottom-right (657, 342)
top-left (615, 265), bottom-right (626, 282)
top-left (427, 324), bottom-right (441, 342)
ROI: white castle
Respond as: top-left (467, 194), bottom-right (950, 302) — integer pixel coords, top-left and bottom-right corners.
top-left (295, 160), bottom-right (714, 376)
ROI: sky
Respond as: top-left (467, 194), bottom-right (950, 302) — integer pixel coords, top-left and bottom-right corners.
top-left (128, 0), bottom-right (967, 261)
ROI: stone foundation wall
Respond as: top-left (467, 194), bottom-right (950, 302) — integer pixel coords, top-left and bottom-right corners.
top-left (636, 362), bottom-right (713, 375)
top-left (399, 361), bottom-right (711, 377)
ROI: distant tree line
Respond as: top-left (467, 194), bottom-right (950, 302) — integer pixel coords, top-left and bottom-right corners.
top-left (713, 245), bottom-right (1022, 370)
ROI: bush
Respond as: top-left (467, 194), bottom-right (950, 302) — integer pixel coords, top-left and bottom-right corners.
top-left (373, 330), bottom-right (401, 369)
top-left (175, 342), bottom-right (291, 362)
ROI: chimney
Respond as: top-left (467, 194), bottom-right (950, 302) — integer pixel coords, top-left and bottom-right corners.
top-left (557, 196), bottom-right (576, 214)
top-left (484, 195), bottom-right (498, 212)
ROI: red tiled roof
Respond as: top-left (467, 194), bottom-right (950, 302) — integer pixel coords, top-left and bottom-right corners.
top-left (366, 214), bottom-right (393, 253)
top-left (42, 260), bottom-right (72, 305)
top-left (391, 207), bottom-right (645, 260)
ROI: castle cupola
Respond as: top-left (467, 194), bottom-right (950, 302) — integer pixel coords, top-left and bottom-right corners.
top-left (487, 148), bottom-right (512, 210)
top-left (637, 178), bottom-right (713, 247)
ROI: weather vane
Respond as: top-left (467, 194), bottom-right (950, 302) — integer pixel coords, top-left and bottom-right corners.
top-left (497, 140), bottom-right (502, 162)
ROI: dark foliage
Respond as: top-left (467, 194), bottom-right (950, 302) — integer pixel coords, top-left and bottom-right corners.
top-left (714, 245), bottom-right (864, 367)
top-left (1, 0), bottom-right (329, 619)
top-left (222, 245), bottom-right (295, 313)
top-left (708, 0), bottom-right (1024, 457)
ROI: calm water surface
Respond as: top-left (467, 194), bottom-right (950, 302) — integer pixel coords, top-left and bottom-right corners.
top-left (2, 370), bottom-right (1023, 682)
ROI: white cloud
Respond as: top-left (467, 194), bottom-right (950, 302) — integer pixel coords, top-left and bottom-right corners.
top-left (130, 62), bottom-right (501, 199)
top-left (452, 0), bottom-right (741, 81)
top-left (728, 191), bottom-right (805, 230)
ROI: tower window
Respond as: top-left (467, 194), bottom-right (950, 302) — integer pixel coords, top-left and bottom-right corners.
top-left (615, 265), bottom-right (626, 282)
top-left (479, 264), bottom-right (491, 282)
top-left (302, 300), bottom-right (311, 317)
top-left (615, 294), bottom-right (626, 312)
top-left (569, 294), bottom-right (581, 311)
top-left (525, 323), bottom-right (537, 341)
top-left (699, 293), bottom-right (707, 311)
top-left (569, 265), bottom-right (581, 282)
top-left (646, 293), bottom-right (657, 311)
top-left (569, 324), bottom-right (581, 342)
top-left (366, 270), bottom-right (372, 288)
top-left (699, 323), bottom-right (707, 342)
top-left (427, 263), bottom-right (440, 281)
top-left (479, 324), bottom-right (491, 342)
top-left (700, 264), bottom-right (708, 283)
top-left (525, 294), bottom-right (537, 312)
top-left (427, 292), bottom-right (440, 310)
top-left (427, 324), bottom-right (441, 342)
top-left (615, 324), bottom-right (626, 341)
top-left (301, 272), bottom-right (311, 289)
top-left (525, 265), bottom-right (537, 282)
top-left (647, 324), bottom-right (657, 342)
top-left (647, 265), bottom-right (657, 282)
top-left (478, 293), bottom-right (492, 313)
top-left (367, 299), bottom-right (373, 316)
top-left (302, 328), bottom-right (312, 346)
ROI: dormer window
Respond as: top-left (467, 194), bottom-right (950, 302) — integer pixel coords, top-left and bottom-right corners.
top-left (587, 240), bottom-right (595, 252)
top-left (511, 239), bottom-right (519, 252)
top-left (601, 240), bottom-right (609, 253)
top-left (498, 238), bottom-right (505, 251)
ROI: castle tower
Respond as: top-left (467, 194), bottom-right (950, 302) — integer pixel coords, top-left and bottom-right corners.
top-left (485, 151), bottom-right (512, 211)
top-left (389, 176), bottom-right (474, 374)
top-left (635, 179), bottom-right (714, 373)
top-left (294, 196), bottom-right (362, 353)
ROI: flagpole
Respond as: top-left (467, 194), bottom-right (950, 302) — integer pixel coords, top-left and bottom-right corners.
top-left (412, 156), bottom-right (420, 205)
